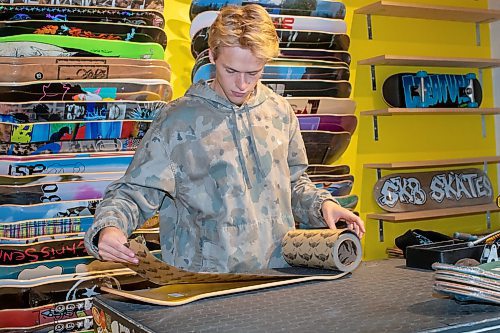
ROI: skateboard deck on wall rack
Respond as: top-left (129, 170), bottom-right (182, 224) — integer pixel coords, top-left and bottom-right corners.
top-left (302, 130), bottom-right (351, 164)
top-left (0, 100), bottom-right (168, 123)
top-left (306, 164), bottom-right (350, 175)
top-left (0, 0), bottom-right (165, 11)
top-left (0, 4), bottom-right (165, 28)
top-left (0, 216), bottom-right (95, 239)
top-left (313, 179), bottom-right (353, 197)
top-left (382, 72), bottom-right (483, 108)
top-left (374, 168), bottom-right (493, 213)
top-left (0, 199), bottom-right (98, 222)
top-left (261, 79), bottom-right (351, 98)
top-left (0, 137), bottom-right (141, 156)
top-left (0, 171), bottom-right (123, 185)
top-left (189, 0), bottom-right (346, 20)
top-left (100, 230), bottom-right (361, 306)
top-left (0, 20), bottom-right (168, 48)
top-left (190, 10), bottom-right (347, 39)
top-left (0, 56), bottom-right (170, 67)
top-left (191, 27), bottom-right (350, 58)
top-left (297, 114), bottom-right (357, 134)
top-left (287, 97), bottom-right (356, 115)
top-left (0, 34), bottom-right (165, 59)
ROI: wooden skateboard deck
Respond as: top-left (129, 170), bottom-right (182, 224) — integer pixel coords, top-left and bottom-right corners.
top-left (288, 97), bottom-right (356, 115)
top-left (0, 34), bottom-right (165, 59)
top-left (0, 56), bottom-right (169, 68)
top-left (313, 179), bottom-right (352, 196)
top-left (189, 0), bottom-right (346, 20)
top-left (0, 137), bottom-right (141, 156)
top-left (374, 168), bottom-right (494, 213)
top-left (309, 174), bottom-right (354, 183)
top-left (297, 114), bottom-right (357, 134)
top-left (0, 0), bottom-right (165, 11)
top-left (0, 4), bottom-right (165, 28)
top-left (383, 72), bottom-right (483, 108)
top-left (302, 130), bottom-right (351, 164)
top-left (306, 164), bottom-right (350, 175)
top-left (263, 79), bottom-right (351, 98)
top-left (190, 10), bottom-right (347, 39)
top-left (101, 229), bottom-right (361, 306)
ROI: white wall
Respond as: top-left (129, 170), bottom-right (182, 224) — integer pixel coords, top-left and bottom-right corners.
top-left (491, 0), bottom-right (500, 187)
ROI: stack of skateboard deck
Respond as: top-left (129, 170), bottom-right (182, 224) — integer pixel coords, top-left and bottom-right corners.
top-left (189, 0), bottom-right (358, 211)
top-left (0, 1), bottom-right (171, 331)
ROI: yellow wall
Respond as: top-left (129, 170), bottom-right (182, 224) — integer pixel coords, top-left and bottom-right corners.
top-left (163, 0), bottom-right (499, 261)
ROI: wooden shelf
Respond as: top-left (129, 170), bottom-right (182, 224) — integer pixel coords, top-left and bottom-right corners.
top-left (355, 1), bottom-right (500, 23)
top-left (365, 156), bottom-right (500, 169)
top-left (367, 203), bottom-right (500, 222)
top-left (361, 108), bottom-right (500, 116)
top-left (358, 55), bottom-right (500, 69)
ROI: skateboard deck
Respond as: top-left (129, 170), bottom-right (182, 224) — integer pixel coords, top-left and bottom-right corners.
top-left (297, 114), bottom-right (357, 134)
top-left (306, 164), bottom-right (350, 175)
top-left (0, 20), bottom-right (168, 48)
top-left (101, 229), bottom-right (361, 306)
top-left (279, 49), bottom-right (351, 64)
top-left (0, 0), bottom-right (165, 11)
top-left (382, 72), bottom-right (483, 108)
top-left (0, 171), bottom-right (122, 185)
top-left (193, 63), bottom-right (350, 83)
top-left (288, 97), bottom-right (356, 115)
top-left (263, 79), bottom-right (351, 98)
top-left (374, 168), bottom-right (493, 213)
top-left (0, 100), bottom-right (167, 123)
top-left (191, 27), bottom-right (350, 58)
top-left (189, 0), bottom-right (346, 20)
top-left (313, 179), bottom-right (352, 196)
top-left (0, 231), bottom-right (84, 245)
top-left (301, 130), bottom-right (351, 164)
top-left (0, 56), bottom-right (170, 68)
top-left (0, 34), bottom-right (165, 59)
top-left (0, 137), bottom-right (141, 156)
top-left (334, 194), bottom-right (358, 210)
top-left (0, 119), bottom-right (151, 143)
top-left (309, 174), bottom-right (354, 183)
top-left (190, 10), bottom-right (347, 39)
top-left (0, 4), bottom-right (165, 28)
top-left (0, 199), bottom-right (98, 222)
top-left (0, 216), bottom-right (94, 239)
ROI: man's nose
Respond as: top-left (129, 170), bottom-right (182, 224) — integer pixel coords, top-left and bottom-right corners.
top-left (235, 73), bottom-right (248, 91)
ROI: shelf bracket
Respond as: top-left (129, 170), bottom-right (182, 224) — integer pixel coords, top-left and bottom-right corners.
top-left (367, 14), bottom-right (373, 40)
top-left (376, 168), bottom-right (382, 180)
top-left (373, 116), bottom-right (379, 141)
top-left (378, 219), bottom-right (384, 242)
top-left (476, 23), bottom-right (481, 46)
top-left (483, 161), bottom-right (488, 174)
top-left (481, 115), bottom-right (486, 138)
top-left (486, 210), bottom-right (491, 230)
top-left (370, 65), bottom-right (377, 91)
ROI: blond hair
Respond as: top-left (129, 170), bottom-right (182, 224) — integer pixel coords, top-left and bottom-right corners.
top-left (208, 4), bottom-right (280, 62)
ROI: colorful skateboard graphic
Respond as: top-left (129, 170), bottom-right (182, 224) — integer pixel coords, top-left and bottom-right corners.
top-left (0, 100), bottom-right (168, 123)
top-left (0, 216), bottom-right (94, 239)
top-left (0, 20), bottom-right (168, 48)
top-left (374, 168), bottom-right (493, 212)
top-left (262, 79), bottom-right (351, 98)
top-left (382, 72), bottom-right (483, 108)
top-left (0, 34), bottom-right (165, 59)
top-left (287, 97), bottom-right (356, 115)
top-left (0, 120), bottom-right (151, 143)
top-left (190, 10), bottom-right (347, 39)
top-left (0, 199), bottom-right (98, 222)
top-left (189, 0), bottom-right (346, 20)
top-left (302, 130), bottom-right (351, 164)
top-left (0, 0), bottom-right (165, 11)
top-left (0, 4), bottom-right (165, 28)
top-left (193, 63), bottom-right (350, 83)
top-left (0, 137), bottom-right (141, 155)
top-left (314, 179), bottom-right (352, 196)
top-left (297, 114), bottom-right (357, 134)
top-left (191, 27), bottom-right (350, 58)
top-left (0, 171), bottom-right (122, 185)
top-left (279, 49), bottom-right (351, 64)
top-left (0, 55), bottom-right (170, 67)
top-left (335, 194), bottom-right (358, 210)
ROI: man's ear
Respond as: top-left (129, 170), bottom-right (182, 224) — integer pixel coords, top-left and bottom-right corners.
top-left (208, 49), bottom-right (216, 64)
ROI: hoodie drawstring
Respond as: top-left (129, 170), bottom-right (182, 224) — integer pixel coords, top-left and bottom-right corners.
top-left (244, 106), bottom-right (266, 180)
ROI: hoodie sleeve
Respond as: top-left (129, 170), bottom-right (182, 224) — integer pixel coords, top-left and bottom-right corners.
top-left (84, 126), bottom-right (176, 258)
top-left (287, 108), bottom-right (339, 229)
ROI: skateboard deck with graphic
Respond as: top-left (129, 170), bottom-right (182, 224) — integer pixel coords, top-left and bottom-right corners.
top-left (190, 10), bottom-right (347, 39)
top-left (263, 80), bottom-right (351, 98)
top-left (301, 130), bottom-right (351, 164)
top-left (309, 173), bottom-right (354, 183)
top-left (191, 27), bottom-right (350, 58)
top-left (0, 4), bottom-right (165, 28)
top-left (314, 179), bottom-right (352, 196)
top-left (279, 49), bottom-right (351, 64)
top-left (0, 119), bottom-right (151, 143)
top-left (101, 230), bottom-right (361, 306)
top-left (306, 164), bottom-right (350, 175)
top-left (0, 35), bottom-right (165, 59)
top-left (0, 0), bottom-right (165, 11)
top-left (288, 97), bottom-right (355, 115)
top-left (0, 56), bottom-right (170, 68)
top-left (189, 0), bottom-right (346, 20)
top-left (0, 216), bottom-right (94, 239)
top-left (374, 168), bottom-right (493, 213)
top-left (193, 63), bottom-right (350, 83)
top-left (0, 137), bottom-right (141, 156)
top-left (382, 72), bottom-right (483, 108)
top-left (0, 20), bottom-right (168, 48)
top-left (334, 194), bottom-right (358, 210)
top-left (0, 171), bottom-right (122, 186)
top-left (297, 114), bottom-right (357, 134)
top-left (0, 100), bottom-right (167, 123)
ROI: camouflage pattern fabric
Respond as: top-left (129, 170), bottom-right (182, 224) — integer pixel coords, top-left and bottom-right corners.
top-left (85, 81), bottom-right (336, 273)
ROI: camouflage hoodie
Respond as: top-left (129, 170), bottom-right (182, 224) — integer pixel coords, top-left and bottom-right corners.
top-left (84, 81), bottom-right (334, 272)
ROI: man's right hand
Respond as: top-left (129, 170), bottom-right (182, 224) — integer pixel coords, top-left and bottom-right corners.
top-left (97, 227), bottom-right (138, 264)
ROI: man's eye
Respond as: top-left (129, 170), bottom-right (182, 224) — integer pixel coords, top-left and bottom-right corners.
top-left (226, 69), bottom-right (235, 74)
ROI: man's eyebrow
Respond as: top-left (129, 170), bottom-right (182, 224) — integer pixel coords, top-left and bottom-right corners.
top-left (224, 64), bottom-right (263, 73)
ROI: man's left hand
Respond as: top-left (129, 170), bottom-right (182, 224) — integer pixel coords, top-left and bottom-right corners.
top-left (321, 200), bottom-right (365, 238)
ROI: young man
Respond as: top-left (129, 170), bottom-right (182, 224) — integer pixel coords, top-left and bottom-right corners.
top-left (84, 4), bottom-right (365, 273)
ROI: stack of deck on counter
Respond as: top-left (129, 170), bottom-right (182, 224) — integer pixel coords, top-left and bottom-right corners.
top-left (0, 0), bottom-right (169, 332)
top-left (189, 0), bottom-right (358, 211)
